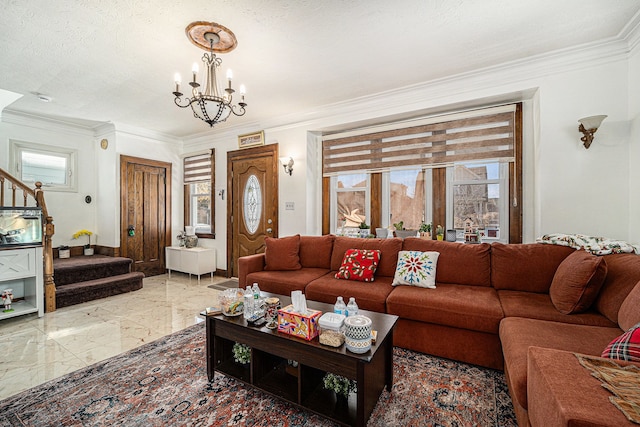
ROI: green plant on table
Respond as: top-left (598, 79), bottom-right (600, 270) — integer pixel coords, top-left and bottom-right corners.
top-left (436, 225), bottom-right (444, 236)
top-left (232, 342), bottom-right (251, 365)
top-left (393, 221), bottom-right (404, 231)
top-left (323, 372), bottom-right (357, 397)
top-left (358, 221), bottom-right (370, 230)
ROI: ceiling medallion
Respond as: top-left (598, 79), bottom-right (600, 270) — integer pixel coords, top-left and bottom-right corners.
top-left (172, 21), bottom-right (247, 127)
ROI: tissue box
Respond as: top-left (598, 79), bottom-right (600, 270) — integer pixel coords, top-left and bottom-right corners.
top-left (277, 304), bottom-right (322, 341)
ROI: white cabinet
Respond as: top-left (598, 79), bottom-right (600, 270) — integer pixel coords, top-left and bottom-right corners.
top-left (165, 246), bottom-right (216, 282)
top-left (0, 246), bottom-right (44, 320)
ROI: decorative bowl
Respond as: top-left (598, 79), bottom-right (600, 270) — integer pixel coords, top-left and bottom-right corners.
top-left (218, 288), bottom-right (244, 317)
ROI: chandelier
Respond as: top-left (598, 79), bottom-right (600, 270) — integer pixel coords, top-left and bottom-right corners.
top-left (173, 21), bottom-right (247, 127)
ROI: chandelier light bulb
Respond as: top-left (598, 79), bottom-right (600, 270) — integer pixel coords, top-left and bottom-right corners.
top-left (174, 73), bottom-right (181, 84)
top-left (226, 69), bottom-right (233, 80)
top-left (192, 63), bottom-right (199, 73)
top-left (240, 84), bottom-right (246, 95)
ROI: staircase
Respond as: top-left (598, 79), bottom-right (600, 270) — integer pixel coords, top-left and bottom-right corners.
top-left (53, 255), bottom-right (144, 308)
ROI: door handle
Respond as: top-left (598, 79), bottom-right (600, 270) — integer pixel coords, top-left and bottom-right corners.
top-left (266, 228), bottom-right (272, 233)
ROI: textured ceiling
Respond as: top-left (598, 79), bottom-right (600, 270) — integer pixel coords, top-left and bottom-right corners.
top-left (1, 0), bottom-right (639, 138)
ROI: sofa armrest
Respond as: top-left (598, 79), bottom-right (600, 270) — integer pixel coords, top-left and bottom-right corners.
top-left (238, 253), bottom-right (266, 287)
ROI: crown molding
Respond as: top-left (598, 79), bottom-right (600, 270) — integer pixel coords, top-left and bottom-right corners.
top-left (1, 109), bottom-right (99, 137)
top-left (622, 10), bottom-right (640, 52)
top-left (236, 36), bottom-right (631, 136)
top-left (109, 121), bottom-right (182, 146)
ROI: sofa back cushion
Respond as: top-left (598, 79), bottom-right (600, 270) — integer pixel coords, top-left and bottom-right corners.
top-left (549, 250), bottom-right (608, 314)
top-left (491, 243), bottom-right (574, 293)
top-left (330, 236), bottom-right (402, 277)
top-left (264, 234), bottom-right (301, 271)
top-left (595, 253), bottom-right (640, 324)
top-left (299, 235), bottom-right (334, 269)
top-left (618, 281), bottom-right (640, 331)
top-left (402, 238), bottom-right (491, 286)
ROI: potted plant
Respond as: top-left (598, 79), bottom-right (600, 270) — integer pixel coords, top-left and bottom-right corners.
top-left (393, 221), bottom-right (417, 239)
top-left (232, 342), bottom-right (251, 365)
top-left (436, 225), bottom-right (444, 241)
top-left (73, 229), bottom-right (93, 256)
top-left (358, 221), bottom-right (371, 238)
top-left (58, 245), bottom-right (70, 259)
top-left (419, 222), bottom-right (431, 239)
top-left (323, 372), bottom-right (357, 405)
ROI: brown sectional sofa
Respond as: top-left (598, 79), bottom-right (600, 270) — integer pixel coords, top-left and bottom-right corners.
top-left (238, 235), bottom-right (640, 426)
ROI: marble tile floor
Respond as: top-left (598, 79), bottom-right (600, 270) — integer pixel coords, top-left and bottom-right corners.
top-left (0, 272), bottom-right (223, 400)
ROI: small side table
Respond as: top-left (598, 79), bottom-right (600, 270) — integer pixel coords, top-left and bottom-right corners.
top-left (165, 246), bottom-right (216, 283)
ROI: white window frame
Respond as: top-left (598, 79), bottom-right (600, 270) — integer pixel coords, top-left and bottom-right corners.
top-left (330, 174), bottom-right (371, 234)
top-left (10, 140), bottom-right (78, 192)
top-left (446, 162), bottom-right (509, 243)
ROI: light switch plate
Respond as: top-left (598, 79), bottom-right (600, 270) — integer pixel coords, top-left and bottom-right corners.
top-left (285, 202), bottom-right (294, 210)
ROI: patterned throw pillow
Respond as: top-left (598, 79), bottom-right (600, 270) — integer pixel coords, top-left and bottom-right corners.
top-left (392, 250), bottom-right (439, 288)
top-left (335, 249), bottom-right (381, 282)
top-left (602, 323), bottom-right (640, 362)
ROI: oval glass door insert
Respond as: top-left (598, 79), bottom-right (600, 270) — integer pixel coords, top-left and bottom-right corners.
top-left (243, 174), bottom-right (262, 234)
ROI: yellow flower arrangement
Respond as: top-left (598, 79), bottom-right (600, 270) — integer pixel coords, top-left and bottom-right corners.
top-left (73, 229), bottom-right (93, 247)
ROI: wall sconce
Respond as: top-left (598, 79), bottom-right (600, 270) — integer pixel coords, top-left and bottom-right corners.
top-left (578, 115), bottom-right (607, 149)
top-left (280, 156), bottom-right (294, 176)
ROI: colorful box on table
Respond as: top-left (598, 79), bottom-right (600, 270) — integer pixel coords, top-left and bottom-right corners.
top-left (277, 304), bottom-right (322, 341)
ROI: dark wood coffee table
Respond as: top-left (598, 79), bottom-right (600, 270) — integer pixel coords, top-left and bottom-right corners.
top-left (206, 292), bottom-right (398, 427)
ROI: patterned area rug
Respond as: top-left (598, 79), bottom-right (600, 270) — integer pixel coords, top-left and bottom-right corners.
top-left (0, 323), bottom-right (516, 426)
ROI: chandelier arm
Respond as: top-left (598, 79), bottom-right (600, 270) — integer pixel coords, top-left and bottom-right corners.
top-left (174, 97), bottom-right (194, 108)
top-left (228, 104), bottom-right (247, 117)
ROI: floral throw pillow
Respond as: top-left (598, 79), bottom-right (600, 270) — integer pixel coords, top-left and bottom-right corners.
top-left (392, 250), bottom-right (439, 288)
top-left (601, 322), bottom-right (640, 362)
top-left (335, 249), bottom-right (381, 282)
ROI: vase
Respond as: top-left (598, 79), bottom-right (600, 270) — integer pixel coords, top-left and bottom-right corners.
top-left (419, 232), bottom-right (431, 240)
top-left (437, 235), bottom-right (444, 241)
top-left (84, 247), bottom-right (94, 256)
top-left (185, 235), bottom-right (198, 248)
top-left (336, 393), bottom-right (349, 408)
top-left (59, 249), bottom-right (70, 259)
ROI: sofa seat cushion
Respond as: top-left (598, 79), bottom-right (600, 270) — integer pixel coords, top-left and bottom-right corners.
top-left (386, 283), bottom-right (504, 334)
top-left (528, 347), bottom-right (639, 427)
top-left (499, 317), bottom-right (621, 411)
top-left (305, 274), bottom-right (393, 313)
top-left (330, 236), bottom-right (402, 278)
top-left (403, 238), bottom-right (491, 286)
top-left (491, 243), bottom-right (574, 292)
top-left (498, 290), bottom-right (617, 327)
top-left (246, 268), bottom-right (330, 296)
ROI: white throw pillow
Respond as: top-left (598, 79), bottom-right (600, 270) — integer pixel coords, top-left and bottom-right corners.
top-left (392, 250), bottom-right (439, 288)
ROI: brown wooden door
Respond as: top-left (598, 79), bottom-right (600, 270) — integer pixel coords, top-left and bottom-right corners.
top-left (120, 155), bottom-right (171, 276)
top-left (227, 145), bottom-right (278, 278)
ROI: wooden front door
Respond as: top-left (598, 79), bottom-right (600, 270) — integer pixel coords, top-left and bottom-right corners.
top-left (227, 144), bottom-right (278, 278)
top-left (120, 155), bottom-right (171, 276)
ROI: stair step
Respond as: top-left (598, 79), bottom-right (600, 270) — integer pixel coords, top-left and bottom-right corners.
top-left (55, 272), bottom-right (144, 309)
top-left (54, 255), bottom-right (133, 287)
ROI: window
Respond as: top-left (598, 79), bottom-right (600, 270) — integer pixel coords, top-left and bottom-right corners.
top-left (447, 162), bottom-right (508, 242)
top-left (387, 169), bottom-right (427, 230)
top-left (330, 173), bottom-right (370, 234)
top-left (10, 140), bottom-right (77, 192)
top-left (322, 104), bottom-right (522, 243)
top-left (183, 150), bottom-right (215, 238)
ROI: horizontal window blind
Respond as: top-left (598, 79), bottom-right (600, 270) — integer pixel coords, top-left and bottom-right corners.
top-left (183, 150), bottom-right (213, 184)
top-left (322, 106), bottom-right (515, 176)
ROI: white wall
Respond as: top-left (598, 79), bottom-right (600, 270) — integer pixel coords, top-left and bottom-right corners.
top-left (628, 40), bottom-right (640, 243)
top-left (0, 117), bottom-right (98, 248)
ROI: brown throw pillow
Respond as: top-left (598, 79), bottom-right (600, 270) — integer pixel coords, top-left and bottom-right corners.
top-left (549, 250), bottom-right (608, 314)
top-left (264, 234), bottom-right (302, 271)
